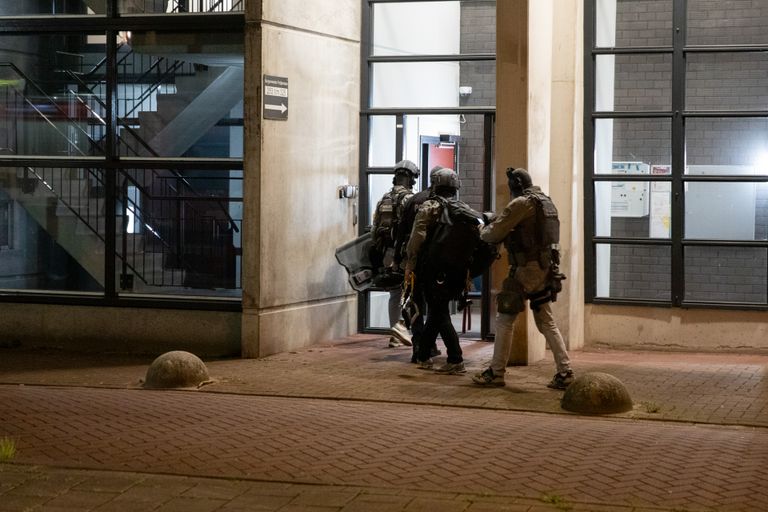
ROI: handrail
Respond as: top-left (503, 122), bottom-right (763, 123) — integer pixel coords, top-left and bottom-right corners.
top-left (0, 63), bottom-right (106, 156)
top-left (5, 154), bottom-right (153, 285)
top-left (121, 60), bottom-right (188, 120)
top-left (2, 63), bottom-right (241, 287)
top-left (0, 84), bottom-right (189, 285)
top-left (171, 0), bottom-right (244, 13)
top-left (64, 70), bottom-right (240, 233)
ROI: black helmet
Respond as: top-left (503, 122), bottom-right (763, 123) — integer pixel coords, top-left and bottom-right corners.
top-left (506, 167), bottom-right (532, 197)
top-left (394, 159), bottom-right (420, 179)
top-left (431, 167), bottom-right (460, 190)
top-left (426, 165), bottom-right (443, 189)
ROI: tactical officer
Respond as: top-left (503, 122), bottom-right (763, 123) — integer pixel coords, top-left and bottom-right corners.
top-left (394, 166), bottom-right (444, 363)
top-left (371, 159), bottom-right (420, 347)
top-left (472, 168), bottom-right (574, 389)
top-left (405, 168), bottom-right (469, 375)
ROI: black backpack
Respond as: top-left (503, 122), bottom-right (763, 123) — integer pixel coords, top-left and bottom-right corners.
top-left (421, 197), bottom-right (498, 290)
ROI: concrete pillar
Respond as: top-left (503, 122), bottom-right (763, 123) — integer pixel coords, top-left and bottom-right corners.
top-left (242, 1), bottom-right (360, 357)
top-left (550, 1), bottom-right (585, 351)
top-left (494, 0), bottom-right (584, 365)
top-left (494, 0), bottom-right (530, 364)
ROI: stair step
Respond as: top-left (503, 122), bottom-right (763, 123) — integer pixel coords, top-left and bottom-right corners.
top-left (155, 94), bottom-right (188, 121)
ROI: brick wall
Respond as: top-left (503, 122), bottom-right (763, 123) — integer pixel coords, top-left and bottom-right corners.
top-left (458, 1), bottom-right (495, 213)
top-left (603, 0), bottom-right (768, 303)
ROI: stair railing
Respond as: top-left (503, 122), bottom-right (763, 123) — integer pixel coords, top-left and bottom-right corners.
top-left (64, 69), bottom-right (240, 237)
top-left (0, 75), bottom-right (235, 288)
top-left (169, 0), bottom-right (244, 13)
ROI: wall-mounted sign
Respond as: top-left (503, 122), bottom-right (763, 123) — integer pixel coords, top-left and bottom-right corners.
top-left (263, 75), bottom-right (288, 120)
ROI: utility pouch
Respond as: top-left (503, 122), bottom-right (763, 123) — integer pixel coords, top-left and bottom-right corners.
top-left (497, 290), bottom-right (525, 314)
top-left (551, 271), bottom-right (565, 294)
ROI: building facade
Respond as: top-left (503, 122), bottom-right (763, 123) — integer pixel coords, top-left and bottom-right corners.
top-left (0, 1), bottom-right (765, 358)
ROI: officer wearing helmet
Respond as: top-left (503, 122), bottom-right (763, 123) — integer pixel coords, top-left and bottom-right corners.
top-left (393, 166), bottom-right (445, 363)
top-left (371, 159), bottom-right (420, 348)
top-left (405, 168), bottom-right (469, 375)
top-left (472, 168), bottom-right (574, 390)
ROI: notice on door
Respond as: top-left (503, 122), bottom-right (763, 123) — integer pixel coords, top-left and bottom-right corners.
top-left (263, 75), bottom-right (288, 120)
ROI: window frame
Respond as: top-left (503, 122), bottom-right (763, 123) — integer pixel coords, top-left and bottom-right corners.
top-left (360, 0), bottom-right (497, 335)
top-left (585, 0), bottom-right (768, 310)
top-left (0, 1), bottom-right (244, 311)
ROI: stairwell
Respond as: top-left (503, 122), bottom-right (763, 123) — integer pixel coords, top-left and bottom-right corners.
top-left (0, 27), bottom-right (242, 293)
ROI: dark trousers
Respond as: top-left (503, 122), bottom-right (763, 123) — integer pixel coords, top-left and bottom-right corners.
top-left (409, 284), bottom-right (434, 362)
top-left (417, 286), bottom-right (462, 364)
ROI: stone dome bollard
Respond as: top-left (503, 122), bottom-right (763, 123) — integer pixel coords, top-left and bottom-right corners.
top-left (144, 351), bottom-right (210, 389)
top-left (561, 371), bottom-right (633, 414)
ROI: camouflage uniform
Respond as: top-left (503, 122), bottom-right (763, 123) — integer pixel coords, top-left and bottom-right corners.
top-left (479, 186), bottom-right (571, 376)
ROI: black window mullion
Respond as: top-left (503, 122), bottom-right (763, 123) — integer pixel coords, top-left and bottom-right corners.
top-left (360, 0), bottom-right (373, 330)
top-left (671, 0), bottom-right (687, 307)
top-left (481, 113), bottom-right (494, 338)
top-left (584, 0), bottom-right (597, 302)
top-left (104, 28), bottom-right (118, 299)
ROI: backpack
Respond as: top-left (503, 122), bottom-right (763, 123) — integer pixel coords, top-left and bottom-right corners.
top-left (421, 197), bottom-right (498, 290)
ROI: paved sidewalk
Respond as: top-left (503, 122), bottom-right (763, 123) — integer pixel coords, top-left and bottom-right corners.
top-left (1, 336), bottom-right (766, 426)
top-left (0, 464), bottom-right (673, 512)
top-left (0, 337), bottom-right (767, 511)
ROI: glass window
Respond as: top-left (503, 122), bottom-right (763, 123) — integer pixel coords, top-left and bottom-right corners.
top-left (116, 31), bottom-right (244, 158)
top-left (371, 61), bottom-right (495, 109)
top-left (0, 5), bottom-right (244, 303)
top-left (595, 54), bottom-right (672, 112)
top-left (0, 2), bottom-right (104, 16)
top-left (594, 118), bottom-right (671, 174)
top-left (119, 0), bottom-right (244, 14)
top-left (366, 113), bottom-right (489, 224)
top-left (686, 53), bottom-right (768, 111)
top-left (373, 1), bottom-right (495, 56)
top-left (368, 116), bottom-right (397, 167)
top-left (688, 1), bottom-right (768, 46)
top-left (595, 243), bottom-right (671, 300)
top-left (595, 180), bottom-right (670, 238)
top-left (685, 182), bottom-right (768, 241)
top-left (684, 246), bottom-right (767, 303)
top-left (116, 167), bottom-right (242, 297)
top-left (366, 291), bottom-right (391, 329)
top-left (0, 34), bottom-right (105, 157)
top-left (373, 1), bottom-right (461, 56)
top-left (363, 0), bottom-right (496, 334)
top-left (0, 166), bottom-right (105, 293)
top-left (686, 118), bottom-right (768, 173)
top-left (596, 0), bottom-right (673, 48)
top-left (588, 1), bottom-right (768, 308)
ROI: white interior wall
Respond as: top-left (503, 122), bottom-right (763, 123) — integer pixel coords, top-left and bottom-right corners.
top-left (594, 0), bottom-right (617, 296)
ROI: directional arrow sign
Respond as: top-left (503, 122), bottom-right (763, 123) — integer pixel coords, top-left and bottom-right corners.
top-left (263, 75), bottom-right (288, 120)
top-left (265, 103), bottom-right (287, 114)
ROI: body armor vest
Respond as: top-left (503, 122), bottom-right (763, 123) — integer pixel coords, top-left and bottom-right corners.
top-left (503, 187), bottom-right (560, 268)
top-left (373, 186), bottom-right (410, 250)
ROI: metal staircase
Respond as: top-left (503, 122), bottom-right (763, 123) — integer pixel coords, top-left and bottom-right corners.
top-left (0, 30), bottom-right (242, 292)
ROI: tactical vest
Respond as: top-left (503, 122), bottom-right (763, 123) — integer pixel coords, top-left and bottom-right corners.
top-left (503, 187), bottom-right (560, 268)
top-left (373, 186), bottom-right (411, 250)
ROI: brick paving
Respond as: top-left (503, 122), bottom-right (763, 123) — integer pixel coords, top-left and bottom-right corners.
top-left (0, 464), bottom-right (655, 512)
top-left (0, 337), bottom-right (767, 511)
top-left (1, 336), bottom-right (766, 426)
